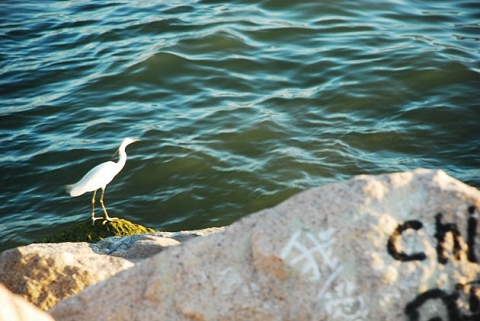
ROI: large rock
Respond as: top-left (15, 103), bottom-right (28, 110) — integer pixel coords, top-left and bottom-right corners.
top-left (0, 284), bottom-right (54, 321)
top-left (48, 169), bottom-right (480, 321)
top-left (0, 227), bottom-right (224, 311)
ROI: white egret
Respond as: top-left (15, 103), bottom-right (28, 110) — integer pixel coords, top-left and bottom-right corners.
top-left (66, 137), bottom-right (140, 224)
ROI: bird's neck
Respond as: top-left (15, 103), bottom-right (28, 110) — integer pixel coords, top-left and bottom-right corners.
top-left (116, 147), bottom-right (128, 168)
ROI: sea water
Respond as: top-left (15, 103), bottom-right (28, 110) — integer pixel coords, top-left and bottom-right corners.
top-left (1, 0), bottom-right (479, 251)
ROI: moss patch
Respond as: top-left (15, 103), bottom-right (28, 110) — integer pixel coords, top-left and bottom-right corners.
top-left (37, 219), bottom-right (157, 244)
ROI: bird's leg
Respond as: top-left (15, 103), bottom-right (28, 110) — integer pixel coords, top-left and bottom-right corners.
top-left (91, 190), bottom-right (103, 225)
top-left (100, 188), bottom-right (118, 224)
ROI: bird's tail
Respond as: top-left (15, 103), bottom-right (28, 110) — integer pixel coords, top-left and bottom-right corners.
top-left (65, 184), bottom-right (73, 195)
top-left (66, 183), bottom-right (86, 197)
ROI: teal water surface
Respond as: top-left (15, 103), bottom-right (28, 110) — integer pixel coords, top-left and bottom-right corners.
top-left (1, 0), bottom-right (479, 252)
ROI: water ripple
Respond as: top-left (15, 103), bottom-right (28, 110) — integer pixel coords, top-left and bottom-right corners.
top-left (0, 0), bottom-right (479, 251)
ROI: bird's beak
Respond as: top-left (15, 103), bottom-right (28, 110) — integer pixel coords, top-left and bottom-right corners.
top-left (112, 148), bottom-right (119, 158)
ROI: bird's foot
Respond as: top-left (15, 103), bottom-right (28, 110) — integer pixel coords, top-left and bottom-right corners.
top-left (91, 216), bottom-right (104, 225)
top-left (102, 216), bottom-right (118, 225)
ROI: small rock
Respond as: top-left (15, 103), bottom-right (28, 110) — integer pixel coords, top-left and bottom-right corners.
top-left (0, 242), bottom-right (134, 311)
top-left (37, 218), bottom-right (156, 244)
top-left (95, 234), bottom-right (180, 260)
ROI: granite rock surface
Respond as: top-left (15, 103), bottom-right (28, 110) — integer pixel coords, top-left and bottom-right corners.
top-left (0, 227), bottom-right (224, 310)
top-left (0, 284), bottom-right (54, 321)
top-left (47, 169), bottom-right (480, 321)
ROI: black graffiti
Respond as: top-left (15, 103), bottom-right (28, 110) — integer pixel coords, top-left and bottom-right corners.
top-left (387, 220), bottom-right (426, 261)
top-left (405, 281), bottom-right (480, 321)
top-left (467, 206), bottom-right (477, 263)
top-left (405, 288), bottom-right (460, 321)
top-left (435, 213), bottom-right (462, 264)
top-left (387, 206), bottom-right (478, 264)
top-left (460, 281), bottom-right (480, 321)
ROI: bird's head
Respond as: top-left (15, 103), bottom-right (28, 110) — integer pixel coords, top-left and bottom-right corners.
top-left (122, 137), bottom-right (140, 146)
top-left (112, 137), bottom-right (140, 158)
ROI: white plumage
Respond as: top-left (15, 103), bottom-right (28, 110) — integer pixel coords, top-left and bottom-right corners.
top-left (66, 137), bottom-right (139, 223)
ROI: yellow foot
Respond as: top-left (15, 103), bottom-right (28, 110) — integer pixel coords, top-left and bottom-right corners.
top-left (102, 216), bottom-right (118, 225)
top-left (91, 217), bottom-right (104, 225)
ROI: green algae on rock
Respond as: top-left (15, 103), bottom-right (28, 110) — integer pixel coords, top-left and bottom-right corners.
top-left (38, 219), bottom-right (157, 244)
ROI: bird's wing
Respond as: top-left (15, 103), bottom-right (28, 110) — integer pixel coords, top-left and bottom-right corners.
top-left (68, 161), bottom-right (120, 197)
